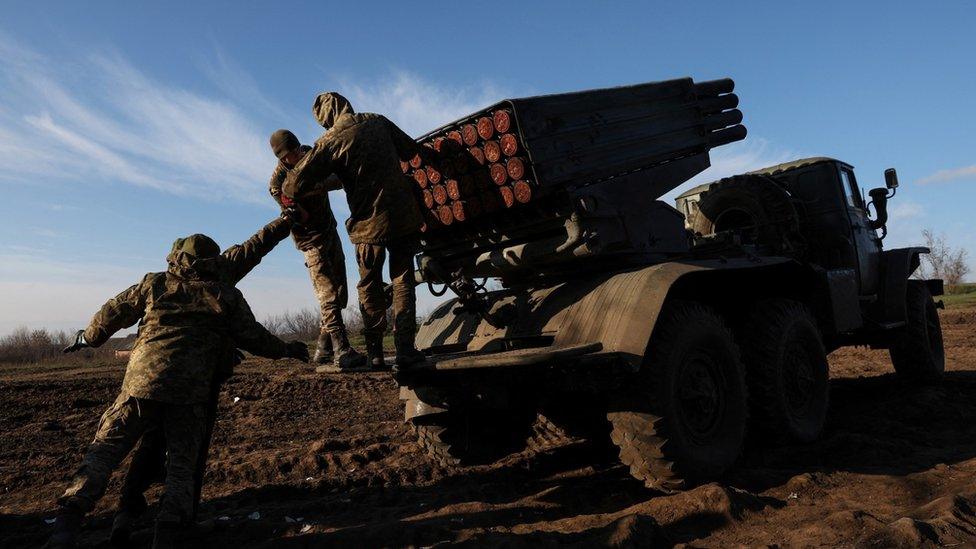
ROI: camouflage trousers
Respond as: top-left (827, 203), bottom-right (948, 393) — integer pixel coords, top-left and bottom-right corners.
top-left (355, 238), bottom-right (418, 343)
top-left (117, 386), bottom-right (221, 518)
top-left (59, 394), bottom-right (207, 523)
top-left (302, 229), bottom-right (349, 336)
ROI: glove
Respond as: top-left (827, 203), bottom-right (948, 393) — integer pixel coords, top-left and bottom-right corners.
top-left (285, 341), bottom-right (309, 363)
top-left (62, 330), bottom-right (90, 353)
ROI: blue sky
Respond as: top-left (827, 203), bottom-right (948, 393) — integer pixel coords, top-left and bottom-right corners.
top-left (1, 1), bottom-right (973, 334)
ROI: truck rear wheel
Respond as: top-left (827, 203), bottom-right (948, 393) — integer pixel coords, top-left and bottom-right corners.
top-left (608, 302), bottom-right (747, 492)
top-left (739, 300), bottom-right (829, 444)
top-left (412, 407), bottom-right (536, 467)
top-left (890, 281), bottom-right (945, 383)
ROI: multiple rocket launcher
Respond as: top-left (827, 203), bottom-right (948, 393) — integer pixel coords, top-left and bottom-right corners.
top-left (403, 77), bottom-right (747, 246)
top-left (401, 107), bottom-right (535, 228)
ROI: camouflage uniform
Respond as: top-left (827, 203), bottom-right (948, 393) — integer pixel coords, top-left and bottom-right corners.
top-left (117, 217), bottom-right (291, 520)
top-left (58, 235), bottom-right (294, 526)
top-left (268, 146), bottom-right (350, 339)
top-left (284, 92), bottom-right (427, 360)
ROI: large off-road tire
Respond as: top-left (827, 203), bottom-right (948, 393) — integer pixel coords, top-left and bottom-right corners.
top-left (690, 174), bottom-right (802, 255)
top-left (608, 302), bottom-right (748, 492)
top-left (739, 300), bottom-right (829, 444)
top-left (890, 281), bottom-right (945, 383)
top-left (412, 407), bottom-right (536, 467)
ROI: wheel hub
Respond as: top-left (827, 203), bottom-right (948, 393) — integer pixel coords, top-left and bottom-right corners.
top-left (678, 355), bottom-right (724, 438)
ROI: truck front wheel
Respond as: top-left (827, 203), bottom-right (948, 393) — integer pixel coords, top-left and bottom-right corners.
top-left (890, 281), bottom-right (945, 383)
top-left (608, 302), bottom-right (747, 492)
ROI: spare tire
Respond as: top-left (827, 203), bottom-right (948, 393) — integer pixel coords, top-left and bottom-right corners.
top-left (690, 174), bottom-right (803, 256)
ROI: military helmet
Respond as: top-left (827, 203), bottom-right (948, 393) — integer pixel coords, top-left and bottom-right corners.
top-left (169, 234), bottom-right (220, 260)
top-left (269, 129), bottom-right (301, 160)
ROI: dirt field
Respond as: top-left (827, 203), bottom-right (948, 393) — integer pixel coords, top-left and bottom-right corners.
top-left (2, 305), bottom-right (976, 548)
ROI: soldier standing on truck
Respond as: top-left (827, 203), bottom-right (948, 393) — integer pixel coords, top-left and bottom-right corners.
top-left (283, 92), bottom-right (429, 369)
top-left (269, 129), bottom-right (367, 372)
top-left (107, 214), bottom-right (297, 544)
top-left (47, 234), bottom-right (309, 549)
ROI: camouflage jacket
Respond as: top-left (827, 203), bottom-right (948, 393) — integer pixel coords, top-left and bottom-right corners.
top-left (284, 107), bottom-right (425, 245)
top-left (83, 260), bottom-right (291, 404)
top-left (268, 145), bottom-right (340, 251)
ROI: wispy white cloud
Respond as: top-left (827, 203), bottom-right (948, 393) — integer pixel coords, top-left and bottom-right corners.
top-left (29, 227), bottom-right (67, 239)
top-left (198, 45), bottom-right (292, 123)
top-left (917, 165), bottom-right (976, 185)
top-left (888, 200), bottom-right (924, 221)
top-left (24, 112), bottom-right (171, 191)
top-left (0, 35), bottom-right (275, 203)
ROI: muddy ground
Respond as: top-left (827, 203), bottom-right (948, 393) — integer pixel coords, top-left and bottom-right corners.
top-left (2, 306), bottom-right (976, 548)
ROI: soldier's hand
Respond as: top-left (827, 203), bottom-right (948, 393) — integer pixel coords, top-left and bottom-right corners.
top-left (281, 205), bottom-right (309, 226)
top-left (285, 341), bottom-right (309, 363)
top-left (62, 330), bottom-right (90, 353)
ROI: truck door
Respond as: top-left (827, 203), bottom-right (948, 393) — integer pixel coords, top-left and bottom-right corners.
top-left (839, 166), bottom-right (881, 295)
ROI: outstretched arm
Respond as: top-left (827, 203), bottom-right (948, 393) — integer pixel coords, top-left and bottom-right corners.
top-left (220, 217), bottom-right (292, 285)
top-left (82, 276), bottom-right (150, 347)
top-left (228, 291), bottom-right (307, 362)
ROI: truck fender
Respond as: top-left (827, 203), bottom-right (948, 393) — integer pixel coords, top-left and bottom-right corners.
top-left (549, 257), bottom-right (796, 369)
top-left (416, 256), bottom-right (797, 372)
top-left (875, 247), bottom-right (937, 324)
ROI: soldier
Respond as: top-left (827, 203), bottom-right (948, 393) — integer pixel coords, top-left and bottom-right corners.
top-left (108, 215), bottom-right (295, 544)
top-left (269, 128), bottom-right (367, 372)
top-left (47, 234), bottom-right (309, 549)
top-left (283, 92), bottom-right (428, 369)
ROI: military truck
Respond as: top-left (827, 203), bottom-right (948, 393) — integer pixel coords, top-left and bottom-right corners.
top-left (395, 77), bottom-right (945, 492)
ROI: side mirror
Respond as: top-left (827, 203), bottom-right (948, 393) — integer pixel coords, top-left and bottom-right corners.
top-left (884, 168), bottom-right (899, 189)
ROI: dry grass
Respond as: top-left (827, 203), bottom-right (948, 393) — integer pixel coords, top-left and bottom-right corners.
top-left (0, 327), bottom-right (123, 366)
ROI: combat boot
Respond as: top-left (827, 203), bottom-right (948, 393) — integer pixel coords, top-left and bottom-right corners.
top-left (365, 335), bottom-right (387, 370)
top-left (311, 332), bottom-right (334, 365)
top-left (394, 333), bottom-right (426, 370)
top-left (46, 504), bottom-right (83, 549)
top-left (316, 331), bottom-right (367, 373)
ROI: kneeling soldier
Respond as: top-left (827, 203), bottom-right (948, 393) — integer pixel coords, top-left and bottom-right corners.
top-left (48, 234), bottom-right (308, 548)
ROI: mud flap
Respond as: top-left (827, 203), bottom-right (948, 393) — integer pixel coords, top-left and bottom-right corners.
top-left (826, 269), bottom-right (861, 333)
